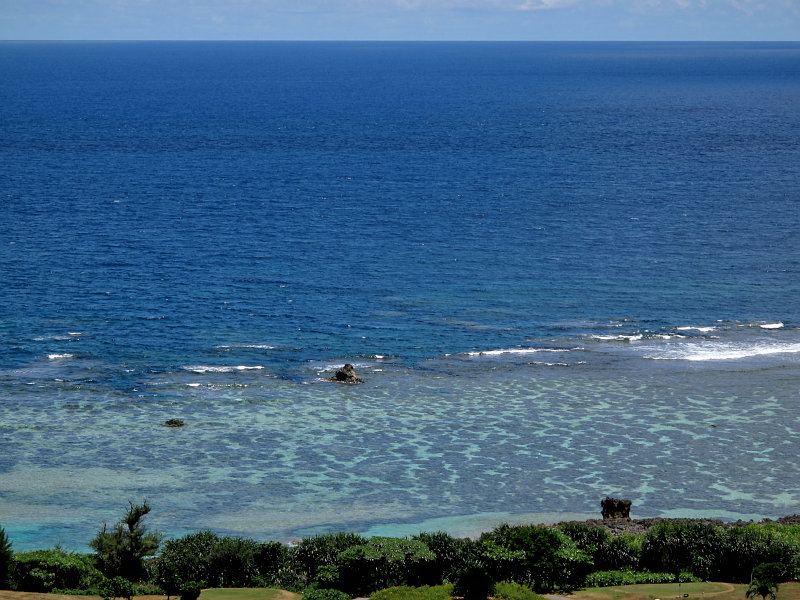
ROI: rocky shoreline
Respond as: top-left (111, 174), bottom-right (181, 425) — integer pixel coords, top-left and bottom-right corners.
top-left (545, 496), bottom-right (800, 536)
top-left (554, 514), bottom-right (800, 536)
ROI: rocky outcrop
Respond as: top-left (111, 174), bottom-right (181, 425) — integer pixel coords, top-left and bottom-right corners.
top-left (601, 496), bottom-right (632, 520)
top-left (330, 363), bottom-right (363, 384)
top-left (164, 418), bottom-right (185, 427)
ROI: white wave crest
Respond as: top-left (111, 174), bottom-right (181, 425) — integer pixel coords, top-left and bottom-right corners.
top-left (216, 343), bottom-right (276, 349)
top-left (313, 362), bottom-right (374, 373)
top-left (466, 347), bottom-right (563, 357)
top-left (646, 341), bottom-right (800, 361)
top-left (182, 365), bottom-right (264, 373)
top-left (760, 322), bottom-right (784, 329)
top-left (590, 334), bottom-right (643, 342)
top-left (47, 353), bottom-right (75, 360)
top-left (676, 326), bottom-right (716, 333)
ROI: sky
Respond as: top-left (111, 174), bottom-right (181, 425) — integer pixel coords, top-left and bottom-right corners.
top-left (0, 0), bottom-right (798, 41)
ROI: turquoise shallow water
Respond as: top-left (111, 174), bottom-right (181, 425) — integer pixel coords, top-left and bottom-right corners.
top-left (1, 41), bottom-right (800, 550)
top-left (2, 326), bottom-right (800, 549)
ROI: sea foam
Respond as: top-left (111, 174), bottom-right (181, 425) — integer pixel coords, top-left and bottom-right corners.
top-left (644, 340), bottom-right (800, 361)
top-left (182, 365), bottom-right (265, 373)
top-left (465, 348), bottom-right (563, 357)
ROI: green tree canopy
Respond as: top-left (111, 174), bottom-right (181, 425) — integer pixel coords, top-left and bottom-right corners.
top-left (90, 500), bottom-right (162, 581)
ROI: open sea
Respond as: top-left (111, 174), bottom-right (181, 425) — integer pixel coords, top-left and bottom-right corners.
top-left (2, 41), bottom-right (800, 551)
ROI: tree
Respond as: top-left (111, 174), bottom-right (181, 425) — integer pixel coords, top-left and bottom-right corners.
top-left (90, 501), bottom-right (162, 581)
top-left (746, 563), bottom-right (782, 600)
top-left (0, 525), bottom-right (12, 588)
top-left (480, 524), bottom-right (592, 593)
top-left (336, 536), bottom-right (436, 595)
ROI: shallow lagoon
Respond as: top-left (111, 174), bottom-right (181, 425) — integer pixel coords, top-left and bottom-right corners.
top-left (3, 326), bottom-right (799, 550)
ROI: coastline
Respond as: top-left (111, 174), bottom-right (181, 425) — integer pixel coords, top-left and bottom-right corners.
top-left (356, 508), bottom-right (800, 542)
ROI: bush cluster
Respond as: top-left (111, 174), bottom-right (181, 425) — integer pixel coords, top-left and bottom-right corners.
top-left (584, 569), bottom-right (700, 587)
top-left (3, 512), bottom-right (800, 599)
top-left (10, 548), bottom-right (103, 593)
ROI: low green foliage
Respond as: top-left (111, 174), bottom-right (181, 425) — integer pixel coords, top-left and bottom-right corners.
top-left (369, 583), bottom-right (453, 600)
top-left (584, 569), bottom-right (700, 587)
top-left (302, 589), bottom-right (351, 600)
top-left (290, 533), bottom-right (367, 589)
top-left (0, 524), bottom-right (12, 588)
top-left (155, 530), bottom-right (284, 590)
top-left (337, 537), bottom-right (436, 596)
top-left (11, 548), bottom-right (103, 592)
top-left (8, 507), bottom-right (800, 598)
top-left (480, 523), bottom-right (593, 593)
top-left (98, 575), bottom-right (136, 600)
top-left (494, 580), bottom-right (549, 600)
top-left (452, 565), bottom-right (495, 600)
top-left (411, 532), bottom-right (478, 585)
top-left (179, 579), bottom-right (206, 600)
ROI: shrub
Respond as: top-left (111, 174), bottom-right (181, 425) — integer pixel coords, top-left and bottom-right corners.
top-left (584, 569), bottom-right (700, 587)
top-left (412, 532), bottom-right (479, 585)
top-left (255, 541), bottom-right (291, 587)
top-left (11, 548), bottom-right (103, 592)
top-left (289, 532), bottom-right (366, 589)
top-left (154, 531), bottom-right (270, 589)
top-left (337, 537), bottom-right (435, 596)
top-left (558, 522), bottom-right (611, 553)
top-left (452, 566), bottom-right (495, 600)
top-left (369, 584), bottom-right (453, 600)
top-left (596, 533), bottom-right (642, 571)
top-left (640, 521), bottom-right (720, 580)
top-left (0, 525), bottom-right (12, 588)
top-left (494, 580), bottom-right (548, 600)
top-left (98, 576), bottom-right (136, 600)
top-left (717, 525), bottom-right (798, 583)
top-left (179, 580), bottom-right (205, 600)
top-left (480, 524), bottom-right (592, 593)
top-left (303, 589), bottom-right (351, 600)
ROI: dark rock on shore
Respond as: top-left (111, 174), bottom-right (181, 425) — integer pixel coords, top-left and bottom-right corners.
top-left (601, 496), bottom-right (631, 520)
top-left (330, 363), bottom-right (363, 384)
top-left (164, 418), bottom-right (185, 427)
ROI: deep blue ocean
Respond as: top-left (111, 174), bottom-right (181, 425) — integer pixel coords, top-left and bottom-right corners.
top-left (2, 41), bottom-right (800, 551)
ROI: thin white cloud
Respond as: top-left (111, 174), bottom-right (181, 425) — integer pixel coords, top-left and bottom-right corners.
top-left (517, 0), bottom-right (582, 9)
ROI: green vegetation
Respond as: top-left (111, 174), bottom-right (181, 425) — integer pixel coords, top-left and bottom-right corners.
top-left (199, 588), bottom-right (302, 600)
top-left (369, 584), bottom-right (453, 600)
top-left (572, 583), bottom-right (800, 600)
top-left (98, 576), bottom-right (136, 600)
top-left (300, 590), bottom-right (350, 600)
top-left (4, 507), bottom-right (800, 599)
top-left (155, 531), bottom-right (285, 590)
top-left (747, 563), bottom-right (784, 600)
top-left (493, 581), bottom-right (548, 600)
top-left (585, 570), bottom-right (701, 587)
top-left (10, 549), bottom-right (103, 593)
top-left (481, 523), bottom-right (592, 592)
top-left (0, 526), bottom-right (12, 588)
top-left (90, 501), bottom-right (162, 582)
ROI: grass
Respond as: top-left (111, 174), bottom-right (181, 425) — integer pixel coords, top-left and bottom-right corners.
top-left (199, 589), bottom-right (301, 600)
top-left (0, 589), bottom-right (301, 600)
top-left (569, 582), bottom-right (800, 600)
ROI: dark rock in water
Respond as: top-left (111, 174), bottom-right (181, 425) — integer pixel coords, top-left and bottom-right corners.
top-left (601, 496), bottom-right (632, 520)
top-left (165, 418), bottom-right (185, 427)
top-left (330, 363), bottom-right (363, 384)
